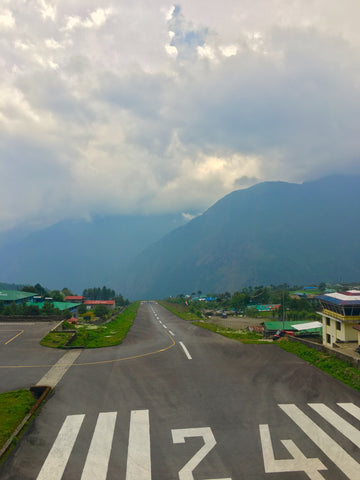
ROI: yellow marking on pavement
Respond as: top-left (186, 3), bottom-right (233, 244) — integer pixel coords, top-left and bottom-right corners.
top-left (0, 331), bottom-right (176, 369)
top-left (4, 330), bottom-right (24, 345)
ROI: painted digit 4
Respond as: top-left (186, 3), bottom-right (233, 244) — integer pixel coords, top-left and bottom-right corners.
top-left (259, 424), bottom-right (327, 480)
top-left (171, 427), bottom-right (231, 480)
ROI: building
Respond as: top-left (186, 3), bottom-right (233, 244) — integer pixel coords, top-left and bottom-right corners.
top-left (0, 290), bottom-right (36, 305)
top-left (64, 295), bottom-right (85, 303)
top-left (317, 290), bottom-right (360, 346)
top-left (83, 300), bottom-right (115, 310)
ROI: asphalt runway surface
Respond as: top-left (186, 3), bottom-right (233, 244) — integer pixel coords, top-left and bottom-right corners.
top-left (0, 321), bottom-right (64, 393)
top-left (0, 302), bottom-right (360, 479)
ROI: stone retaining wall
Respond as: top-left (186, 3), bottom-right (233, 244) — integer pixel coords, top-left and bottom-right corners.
top-left (287, 335), bottom-right (360, 370)
top-left (0, 315), bottom-right (64, 322)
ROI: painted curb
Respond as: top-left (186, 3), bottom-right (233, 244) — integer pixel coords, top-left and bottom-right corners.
top-left (0, 386), bottom-right (51, 460)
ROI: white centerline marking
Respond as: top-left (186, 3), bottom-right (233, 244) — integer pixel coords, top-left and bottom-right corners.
top-left (179, 342), bottom-right (192, 360)
top-left (309, 403), bottom-right (360, 448)
top-left (279, 404), bottom-right (360, 480)
top-left (81, 412), bottom-right (117, 480)
top-left (37, 415), bottom-right (85, 480)
top-left (169, 330), bottom-right (175, 336)
top-left (126, 410), bottom-right (151, 480)
top-left (163, 324), bottom-right (168, 329)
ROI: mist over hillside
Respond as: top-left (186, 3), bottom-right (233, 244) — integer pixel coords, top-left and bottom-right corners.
top-left (121, 175), bottom-right (360, 299)
top-left (1, 175), bottom-right (359, 299)
top-left (0, 214), bottom-right (189, 293)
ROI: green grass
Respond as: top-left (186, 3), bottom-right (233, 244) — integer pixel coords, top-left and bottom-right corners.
top-left (41, 331), bottom-right (74, 348)
top-left (0, 390), bottom-right (37, 449)
top-left (193, 321), bottom-right (267, 344)
top-left (41, 302), bottom-right (140, 349)
top-left (159, 301), bottom-right (202, 321)
top-left (277, 339), bottom-right (360, 392)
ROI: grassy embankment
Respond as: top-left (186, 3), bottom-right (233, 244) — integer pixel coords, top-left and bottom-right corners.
top-left (41, 301), bottom-right (139, 349)
top-left (0, 390), bottom-right (37, 453)
top-left (160, 300), bottom-right (360, 393)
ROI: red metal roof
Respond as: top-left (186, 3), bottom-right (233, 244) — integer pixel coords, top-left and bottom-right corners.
top-left (353, 324), bottom-right (360, 331)
top-left (65, 296), bottom-right (85, 301)
top-left (83, 300), bottom-right (115, 305)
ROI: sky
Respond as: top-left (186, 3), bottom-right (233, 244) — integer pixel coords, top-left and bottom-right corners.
top-left (1, 0), bottom-right (360, 234)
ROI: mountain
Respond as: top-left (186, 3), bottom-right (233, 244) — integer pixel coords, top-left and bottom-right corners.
top-left (123, 175), bottom-right (360, 299)
top-left (0, 214), bottom-right (189, 294)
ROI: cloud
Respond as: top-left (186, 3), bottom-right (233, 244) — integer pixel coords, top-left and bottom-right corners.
top-left (0, 9), bottom-right (15, 29)
top-left (1, 1), bottom-right (360, 233)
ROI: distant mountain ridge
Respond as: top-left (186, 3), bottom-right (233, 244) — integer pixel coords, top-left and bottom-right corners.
top-left (0, 213), bottom-right (189, 293)
top-left (2, 175), bottom-right (359, 299)
top-left (122, 175), bottom-right (360, 299)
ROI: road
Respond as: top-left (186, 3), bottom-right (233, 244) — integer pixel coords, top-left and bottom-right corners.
top-left (0, 301), bottom-right (360, 479)
top-left (0, 321), bottom-right (65, 393)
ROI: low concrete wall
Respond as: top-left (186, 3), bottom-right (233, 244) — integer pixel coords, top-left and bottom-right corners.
top-left (287, 335), bottom-right (360, 370)
top-left (0, 315), bottom-right (64, 322)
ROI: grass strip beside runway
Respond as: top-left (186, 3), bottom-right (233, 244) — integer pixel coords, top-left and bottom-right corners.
top-left (195, 321), bottom-right (360, 393)
top-left (277, 339), bottom-right (360, 393)
top-left (0, 390), bottom-right (37, 450)
top-left (41, 301), bottom-right (140, 349)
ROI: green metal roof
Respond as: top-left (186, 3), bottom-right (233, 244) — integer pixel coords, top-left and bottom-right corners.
top-left (264, 320), bottom-right (322, 333)
top-left (26, 301), bottom-right (80, 311)
top-left (0, 290), bottom-right (35, 301)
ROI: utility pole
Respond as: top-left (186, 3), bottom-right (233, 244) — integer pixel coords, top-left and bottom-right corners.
top-left (282, 289), bottom-right (285, 330)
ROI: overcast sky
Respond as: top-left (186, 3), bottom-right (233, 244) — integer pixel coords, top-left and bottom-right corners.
top-left (1, 1), bottom-right (360, 233)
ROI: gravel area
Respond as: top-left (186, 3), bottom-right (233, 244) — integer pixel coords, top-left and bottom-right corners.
top-left (202, 316), bottom-right (263, 330)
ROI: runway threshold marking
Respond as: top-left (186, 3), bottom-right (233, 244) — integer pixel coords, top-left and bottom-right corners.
top-left (36, 414), bottom-right (85, 480)
top-left (126, 410), bottom-right (151, 480)
top-left (0, 331), bottom-right (176, 369)
top-left (338, 402), bottom-right (360, 420)
top-left (179, 342), bottom-right (192, 360)
top-left (81, 412), bottom-right (117, 480)
top-left (309, 403), bottom-right (360, 448)
top-left (279, 403), bottom-right (360, 480)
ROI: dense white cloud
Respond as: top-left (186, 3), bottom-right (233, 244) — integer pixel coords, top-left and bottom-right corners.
top-left (1, 1), bottom-right (360, 233)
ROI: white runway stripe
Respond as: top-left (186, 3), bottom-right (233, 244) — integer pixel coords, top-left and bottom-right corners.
top-left (81, 412), bottom-right (117, 480)
top-left (126, 410), bottom-right (151, 480)
top-left (179, 342), bottom-right (192, 360)
top-left (338, 403), bottom-right (360, 421)
top-left (309, 403), bottom-right (360, 448)
top-left (36, 414), bottom-right (85, 480)
top-left (279, 404), bottom-right (360, 480)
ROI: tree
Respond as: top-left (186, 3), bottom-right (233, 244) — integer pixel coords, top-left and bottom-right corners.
top-left (21, 285), bottom-right (38, 294)
top-left (115, 294), bottom-right (129, 306)
top-left (25, 304), bottom-right (40, 316)
top-left (50, 290), bottom-right (64, 302)
top-left (94, 304), bottom-right (108, 319)
top-left (230, 292), bottom-right (249, 311)
top-left (35, 283), bottom-right (47, 296)
top-left (78, 303), bottom-right (87, 315)
top-left (62, 287), bottom-right (74, 297)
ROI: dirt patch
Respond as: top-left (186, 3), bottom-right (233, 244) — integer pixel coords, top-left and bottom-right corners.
top-left (203, 316), bottom-right (263, 330)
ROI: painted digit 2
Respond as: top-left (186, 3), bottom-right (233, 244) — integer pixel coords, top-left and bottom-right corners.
top-left (171, 427), bottom-right (231, 480)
